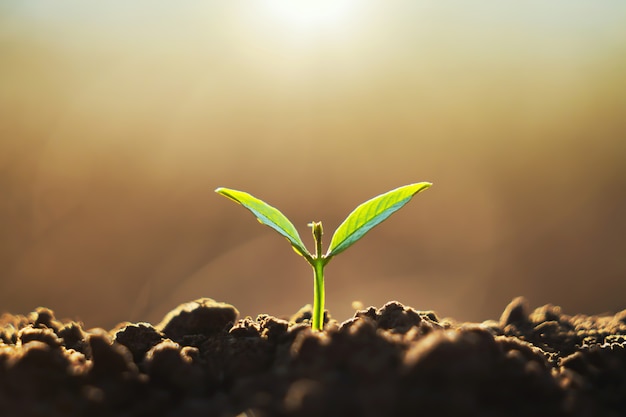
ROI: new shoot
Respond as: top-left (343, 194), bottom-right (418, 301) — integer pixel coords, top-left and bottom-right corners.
top-left (215, 182), bottom-right (431, 331)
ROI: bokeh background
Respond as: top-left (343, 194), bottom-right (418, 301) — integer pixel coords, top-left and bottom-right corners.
top-left (2, 1), bottom-right (625, 329)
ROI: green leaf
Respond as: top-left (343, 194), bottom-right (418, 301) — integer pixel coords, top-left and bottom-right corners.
top-left (215, 187), bottom-right (312, 259)
top-left (326, 182), bottom-right (432, 258)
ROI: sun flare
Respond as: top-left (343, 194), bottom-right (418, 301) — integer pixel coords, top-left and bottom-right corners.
top-left (258, 0), bottom-right (361, 33)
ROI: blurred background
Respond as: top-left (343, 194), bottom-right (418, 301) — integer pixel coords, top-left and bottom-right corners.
top-left (1, 1), bottom-right (625, 329)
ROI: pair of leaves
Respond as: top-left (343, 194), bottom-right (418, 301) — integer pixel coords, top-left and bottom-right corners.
top-left (215, 182), bottom-right (431, 262)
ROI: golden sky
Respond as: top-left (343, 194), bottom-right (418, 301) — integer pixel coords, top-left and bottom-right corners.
top-left (1, 2), bottom-right (625, 327)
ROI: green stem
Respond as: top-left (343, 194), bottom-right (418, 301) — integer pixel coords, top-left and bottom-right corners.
top-left (309, 221), bottom-right (325, 331)
top-left (312, 259), bottom-right (325, 331)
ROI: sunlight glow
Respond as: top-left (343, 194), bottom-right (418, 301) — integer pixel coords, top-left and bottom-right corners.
top-left (258, 0), bottom-right (361, 33)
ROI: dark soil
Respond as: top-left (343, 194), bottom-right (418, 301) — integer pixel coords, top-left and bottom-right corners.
top-left (1, 297), bottom-right (626, 417)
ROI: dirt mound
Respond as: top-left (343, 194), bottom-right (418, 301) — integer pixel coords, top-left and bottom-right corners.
top-left (1, 297), bottom-right (625, 417)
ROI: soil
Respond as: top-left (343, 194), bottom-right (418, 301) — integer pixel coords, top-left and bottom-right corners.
top-left (1, 297), bottom-right (625, 417)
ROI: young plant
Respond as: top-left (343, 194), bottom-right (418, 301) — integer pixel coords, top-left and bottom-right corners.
top-left (215, 182), bottom-right (431, 331)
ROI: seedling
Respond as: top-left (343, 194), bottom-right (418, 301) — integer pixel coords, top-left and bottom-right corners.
top-left (215, 182), bottom-right (431, 331)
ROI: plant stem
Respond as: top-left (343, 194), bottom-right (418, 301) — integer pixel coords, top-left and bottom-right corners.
top-left (309, 221), bottom-right (325, 331)
top-left (312, 259), bottom-right (325, 331)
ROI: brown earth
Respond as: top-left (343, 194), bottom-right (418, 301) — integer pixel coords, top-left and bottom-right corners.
top-left (1, 297), bottom-right (625, 417)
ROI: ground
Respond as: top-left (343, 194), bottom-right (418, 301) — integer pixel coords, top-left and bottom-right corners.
top-left (1, 297), bottom-right (625, 417)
